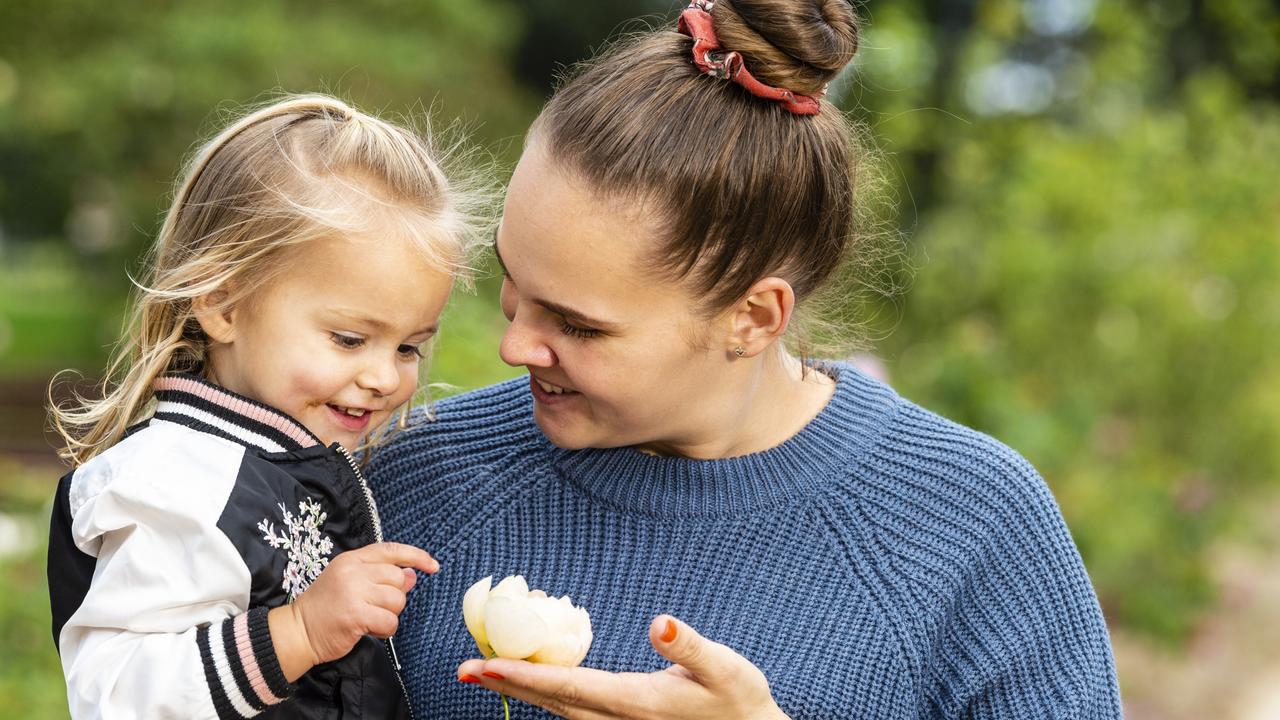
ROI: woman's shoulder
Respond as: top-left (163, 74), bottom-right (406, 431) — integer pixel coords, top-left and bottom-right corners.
top-left (422, 376), bottom-right (537, 429)
top-left (870, 394), bottom-right (1058, 523)
top-left (826, 362), bottom-right (1052, 515)
top-left (844, 387), bottom-right (1119, 714)
top-left (837, 379), bottom-right (1089, 612)
top-left (367, 376), bottom-right (548, 485)
top-left (824, 364), bottom-right (1073, 567)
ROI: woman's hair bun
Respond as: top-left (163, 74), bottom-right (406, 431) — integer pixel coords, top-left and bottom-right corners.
top-left (710, 0), bottom-right (859, 97)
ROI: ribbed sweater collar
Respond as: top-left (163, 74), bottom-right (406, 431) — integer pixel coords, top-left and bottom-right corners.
top-left (152, 373), bottom-right (323, 453)
top-left (550, 363), bottom-right (900, 518)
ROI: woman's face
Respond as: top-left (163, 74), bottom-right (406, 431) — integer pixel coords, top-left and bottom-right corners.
top-left (496, 142), bottom-right (737, 455)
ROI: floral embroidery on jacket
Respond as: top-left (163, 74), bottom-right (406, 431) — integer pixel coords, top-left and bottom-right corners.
top-left (258, 498), bottom-right (335, 601)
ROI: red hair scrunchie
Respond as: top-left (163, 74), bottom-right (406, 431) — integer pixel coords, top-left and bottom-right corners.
top-left (676, 0), bottom-right (823, 116)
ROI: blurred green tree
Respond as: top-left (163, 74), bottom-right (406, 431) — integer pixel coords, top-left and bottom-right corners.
top-left (849, 0), bottom-right (1280, 641)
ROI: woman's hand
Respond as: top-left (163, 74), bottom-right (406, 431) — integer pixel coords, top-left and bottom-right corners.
top-left (456, 615), bottom-right (788, 720)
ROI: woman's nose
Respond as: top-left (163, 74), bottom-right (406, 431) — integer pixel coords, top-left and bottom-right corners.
top-left (499, 313), bottom-right (556, 368)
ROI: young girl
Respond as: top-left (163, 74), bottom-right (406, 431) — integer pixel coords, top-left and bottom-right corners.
top-left (46, 94), bottom-right (483, 719)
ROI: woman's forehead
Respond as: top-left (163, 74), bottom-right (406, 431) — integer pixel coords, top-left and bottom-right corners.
top-left (499, 151), bottom-right (696, 322)
top-left (501, 149), bottom-right (658, 293)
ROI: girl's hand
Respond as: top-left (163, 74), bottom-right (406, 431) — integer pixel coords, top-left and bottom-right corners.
top-left (270, 542), bottom-right (439, 681)
top-left (456, 615), bottom-right (788, 720)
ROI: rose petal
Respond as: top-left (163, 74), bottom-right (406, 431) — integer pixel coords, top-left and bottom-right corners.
top-left (485, 595), bottom-right (549, 659)
top-left (462, 576), bottom-right (493, 655)
top-left (526, 596), bottom-right (593, 666)
top-left (491, 575), bottom-right (529, 599)
top-left (527, 632), bottom-right (586, 666)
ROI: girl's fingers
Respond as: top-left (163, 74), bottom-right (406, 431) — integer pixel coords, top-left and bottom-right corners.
top-left (367, 583), bottom-right (408, 614)
top-left (365, 607), bottom-right (400, 638)
top-left (366, 563), bottom-right (411, 589)
top-left (359, 542), bottom-right (440, 574)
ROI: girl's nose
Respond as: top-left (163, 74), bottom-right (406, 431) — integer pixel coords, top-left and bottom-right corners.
top-left (358, 356), bottom-right (402, 397)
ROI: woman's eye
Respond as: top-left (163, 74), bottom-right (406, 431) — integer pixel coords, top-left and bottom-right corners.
top-left (398, 343), bottom-right (425, 359)
top-left (331, 333), bottom-right (365, 349)
top-left (559, 319), bottom-right (599, 340)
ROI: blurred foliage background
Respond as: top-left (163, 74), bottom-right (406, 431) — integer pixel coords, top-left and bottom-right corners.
top-left (2, 0), bottom-right (1277, 717)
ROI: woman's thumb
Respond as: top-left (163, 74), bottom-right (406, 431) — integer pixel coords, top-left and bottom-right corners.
top-left (648, 615), bottom-right (738, 687)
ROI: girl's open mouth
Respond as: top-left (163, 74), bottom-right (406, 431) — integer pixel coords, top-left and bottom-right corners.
top-left (328, 403), bottom-right (373, 431)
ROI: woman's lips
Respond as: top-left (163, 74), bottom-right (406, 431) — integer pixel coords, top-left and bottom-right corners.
top-left (529, 375), bottom-right (580, 405)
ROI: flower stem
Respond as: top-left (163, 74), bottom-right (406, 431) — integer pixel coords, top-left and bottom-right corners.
top-left (485, 651), bottom-right (511, 720)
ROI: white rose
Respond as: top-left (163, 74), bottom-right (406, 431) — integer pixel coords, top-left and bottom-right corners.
top-left (462, 575), bottom-right (593, 667)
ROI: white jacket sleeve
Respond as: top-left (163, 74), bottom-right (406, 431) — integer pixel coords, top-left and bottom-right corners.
top-left (53, 424), bottom-right (295, 720)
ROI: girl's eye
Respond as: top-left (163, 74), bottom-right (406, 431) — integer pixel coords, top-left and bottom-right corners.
top-left (559, 319), bottom-right (599, 340)
top-left (398, 344), bottom-right (425, 359)
top-left (331, 332), bottom-right (365, 349)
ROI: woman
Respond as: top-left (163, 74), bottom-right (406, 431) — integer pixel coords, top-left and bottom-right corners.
top-left (370, 1), bottom-right (1122, 717)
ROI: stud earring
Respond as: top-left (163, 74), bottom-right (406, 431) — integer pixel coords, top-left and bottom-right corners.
top-left (733, 346), bottom-right (747, 357)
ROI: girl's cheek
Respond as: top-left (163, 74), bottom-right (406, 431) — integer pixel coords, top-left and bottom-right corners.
top-left (290, 365), bottom-right (342, 399)
top-left (398, 369), bottom-right (419, 402)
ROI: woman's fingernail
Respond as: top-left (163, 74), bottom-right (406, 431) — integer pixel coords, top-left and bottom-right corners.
top-left (482, 671), bottom-right (505, 680)
top-left (459, 674), bottom-right (482, 684)
top-left (661, 618), bottom-right (678, 643)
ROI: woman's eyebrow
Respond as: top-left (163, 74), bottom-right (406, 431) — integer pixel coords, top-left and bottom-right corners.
top-left (493, 228), bottom-right (620, 332)
top-left (534, 299), bottom-right (619, 331)
top-left (491, 228), bottom-right (510, 276)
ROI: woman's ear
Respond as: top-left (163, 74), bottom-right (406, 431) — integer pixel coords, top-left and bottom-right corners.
top-left (192, 290), bottom-right (237, 345)
top-left (726, 277), bottom-right (795, 359)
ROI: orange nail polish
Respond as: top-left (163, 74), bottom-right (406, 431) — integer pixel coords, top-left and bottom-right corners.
top-left (482, 671), bottom-right (505, 680)
top-left (661, 618), bottom-right (678, 643)
top-left (459, 674), bottom-right (482, 684)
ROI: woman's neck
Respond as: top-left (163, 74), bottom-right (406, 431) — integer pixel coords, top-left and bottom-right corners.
top-left (634, 352), bottom-right (836, 460)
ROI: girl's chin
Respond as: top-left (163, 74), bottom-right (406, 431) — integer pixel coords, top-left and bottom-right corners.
top-left (307, 421), bottom-right (369, 450)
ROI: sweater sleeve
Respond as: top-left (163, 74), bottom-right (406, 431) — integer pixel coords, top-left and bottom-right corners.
top-left (924, 450), bottom-right (1122, 719)
top-left (48, 428), bottom-right (296, 719)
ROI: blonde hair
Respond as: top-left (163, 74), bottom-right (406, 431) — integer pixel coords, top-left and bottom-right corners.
top-left (50, 93), bottom-right (489, 465)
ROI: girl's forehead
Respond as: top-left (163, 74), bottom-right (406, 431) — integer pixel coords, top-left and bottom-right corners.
top-left (286, 228), bottom-right (442, 275)
top-left (267, 233), bottom-right (453, 318)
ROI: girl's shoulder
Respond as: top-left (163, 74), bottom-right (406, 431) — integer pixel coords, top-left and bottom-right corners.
top-left (65, 419), bottom-right (247, 520)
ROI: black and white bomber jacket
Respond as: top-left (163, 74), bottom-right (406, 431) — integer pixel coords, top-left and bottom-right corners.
top-left (47, 374), bottom-right (414, 719)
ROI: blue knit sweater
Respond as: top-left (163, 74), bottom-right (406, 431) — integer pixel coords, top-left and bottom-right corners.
top-left (369, 363), bottom-right (1122, 719)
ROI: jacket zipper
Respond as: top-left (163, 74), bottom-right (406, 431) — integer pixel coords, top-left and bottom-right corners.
top-left (336, 445), bottom-right (383, 542)
top-left (335, 444), bottom-right (416, 720)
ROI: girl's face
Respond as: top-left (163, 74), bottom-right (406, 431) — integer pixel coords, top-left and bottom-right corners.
top-left (496, 142), bottom-right (740, 456)
top-left (202, 231), bottom-right (453, 450)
